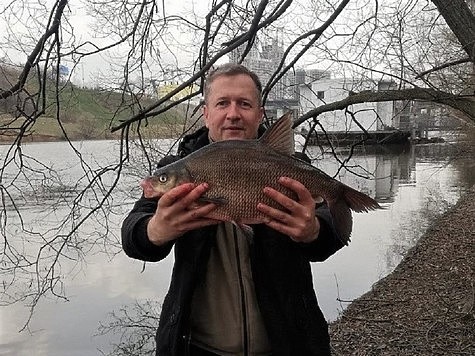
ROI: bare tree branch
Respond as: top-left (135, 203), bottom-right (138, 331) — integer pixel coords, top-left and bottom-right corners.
top-left (415, 57), bottom-right (472, 79)
top-left (0, 0), bottom-right (68, 99)
top-left (294, 87), bottom-right (475, 128)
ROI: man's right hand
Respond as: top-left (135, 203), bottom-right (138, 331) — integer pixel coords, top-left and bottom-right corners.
top-left (147, 183), bottom-right (219, 246)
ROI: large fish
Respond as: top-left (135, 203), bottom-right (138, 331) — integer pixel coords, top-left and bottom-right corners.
top-left (141, 113), bottom-right (381, 244)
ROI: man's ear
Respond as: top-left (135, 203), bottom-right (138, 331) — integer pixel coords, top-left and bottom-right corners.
top-left (203, 105), bottom-right (209, 128)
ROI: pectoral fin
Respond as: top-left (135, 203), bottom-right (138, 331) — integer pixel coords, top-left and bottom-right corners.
top-left (198, 196), bottom-right (228, 205)
top-left (313, 195), bottom-right (324, 204)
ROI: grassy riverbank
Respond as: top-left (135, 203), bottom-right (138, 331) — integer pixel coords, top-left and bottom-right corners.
top-left (0, 64), bottom-right (193, 143)
top-left (329, 183), bottom-right (475, 355)
top-left (0, 112), bottom-right (189, 143)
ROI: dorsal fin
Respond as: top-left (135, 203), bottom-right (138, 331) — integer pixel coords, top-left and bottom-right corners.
top-left (259, 112), bottom-right (294, 155)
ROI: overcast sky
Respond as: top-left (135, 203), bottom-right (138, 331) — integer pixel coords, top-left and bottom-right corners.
top-left (0, 0), bottom-right (212, 86)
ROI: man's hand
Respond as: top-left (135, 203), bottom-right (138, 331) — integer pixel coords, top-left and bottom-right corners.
top-left (257, 177), bottom-right (320, 243)
top-left (147, 183), bottom-right (219, 246)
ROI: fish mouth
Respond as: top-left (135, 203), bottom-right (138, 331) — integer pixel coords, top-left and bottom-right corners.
top-left (140, 177), bottom-right (162, 199)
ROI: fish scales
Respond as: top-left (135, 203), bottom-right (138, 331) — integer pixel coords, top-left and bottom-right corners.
top-left (183, 141), bottom-right (338, 223)
top-left (141, 112), bottom-right (382, 244)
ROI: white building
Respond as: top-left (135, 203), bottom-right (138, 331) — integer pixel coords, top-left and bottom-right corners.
top-left (229, 34), bottom-right (300, 119)
top-left (299, 76), bottom-right (396, 132)
top-left (228, 33), bottom-right (397, 130)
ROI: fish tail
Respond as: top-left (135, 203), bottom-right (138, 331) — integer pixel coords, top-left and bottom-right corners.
top-left (343, 186), bottom-right (382, 213)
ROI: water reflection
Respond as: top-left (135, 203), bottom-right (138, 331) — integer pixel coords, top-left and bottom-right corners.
top-left (312, 143), bottom-right (475, 323)
top-left (0, 140), bottom-right (474, 355)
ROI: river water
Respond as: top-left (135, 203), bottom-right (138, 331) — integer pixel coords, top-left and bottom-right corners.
top-left (0, 138), bottom-right (474, 355)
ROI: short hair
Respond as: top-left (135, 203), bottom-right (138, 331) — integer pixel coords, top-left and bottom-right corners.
top-left (203, 63), bottom-right (263, 105)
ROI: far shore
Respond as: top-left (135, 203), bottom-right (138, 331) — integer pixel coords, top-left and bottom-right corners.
top-left (0, 132), bottom-right (182, 145)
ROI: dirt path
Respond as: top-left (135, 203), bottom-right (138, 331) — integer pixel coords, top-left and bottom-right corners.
top-left (329, 186), bottom-right (475, 355)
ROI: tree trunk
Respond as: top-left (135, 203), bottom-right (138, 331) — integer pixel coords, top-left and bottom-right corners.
top-left (431, 0), bottom-right (475, 63)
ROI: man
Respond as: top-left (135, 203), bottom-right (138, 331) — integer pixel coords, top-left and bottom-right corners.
top-left (122, 63), bottom-right (345, 356)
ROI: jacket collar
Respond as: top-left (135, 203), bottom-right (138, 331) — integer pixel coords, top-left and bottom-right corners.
top-left (177, 126), bottom-right (210, 158)
top-left (177, 124), bottom-right (268, 158)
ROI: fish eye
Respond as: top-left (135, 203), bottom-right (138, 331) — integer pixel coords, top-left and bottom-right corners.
top-left (158, 174), bottom-right (168, 183)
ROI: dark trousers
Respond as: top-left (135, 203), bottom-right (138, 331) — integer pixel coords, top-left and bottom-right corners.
top-left (189, 343), bottom-right (220, 356)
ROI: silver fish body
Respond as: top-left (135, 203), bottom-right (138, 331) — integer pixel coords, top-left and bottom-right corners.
top-left (142, 113), bottom-right (381, 244)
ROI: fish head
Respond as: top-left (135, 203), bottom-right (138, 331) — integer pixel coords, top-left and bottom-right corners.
top-left (141, 164), bottom-right (193, 198)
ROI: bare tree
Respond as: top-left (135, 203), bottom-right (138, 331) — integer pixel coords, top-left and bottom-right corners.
top-left (96, 299), bottom-right (161, 356)
top-left (0, 0), bottom-right (474, 329)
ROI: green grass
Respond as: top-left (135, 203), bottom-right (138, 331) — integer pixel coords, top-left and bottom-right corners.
top-left (1, 67), bottom-right (193, 142)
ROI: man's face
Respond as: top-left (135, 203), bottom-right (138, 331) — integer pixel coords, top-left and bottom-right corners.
top-left (203, 74), bottom-right (264, 141)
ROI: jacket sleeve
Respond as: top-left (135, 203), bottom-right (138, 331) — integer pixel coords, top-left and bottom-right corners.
top-left (299, 203), bottom-right (346, 262)
top-left (121, 195), bottom-right (175, 262)
top-left (121, 156), bottom-right (180, 262)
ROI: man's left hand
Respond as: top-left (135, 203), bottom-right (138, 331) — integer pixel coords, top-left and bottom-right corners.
top-left (257, 176), bottom-right (320, 243)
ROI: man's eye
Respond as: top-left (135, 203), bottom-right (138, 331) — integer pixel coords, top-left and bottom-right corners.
top-left (240, 101), bottom-right (252, 108)
top-left (216, 101), bottom-right (228, 107)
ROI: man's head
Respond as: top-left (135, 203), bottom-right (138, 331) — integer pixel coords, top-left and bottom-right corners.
top-left (203, 63), bottom-right (264, 141)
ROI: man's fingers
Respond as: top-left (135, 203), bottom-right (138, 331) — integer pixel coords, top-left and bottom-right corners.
top-left (262, 186), bottom-right (298, 212)
top-left (180, 217), bottom-right (221, 232)
top-left (257, 202), bottom-right (289, 223)
top-left (188, 202), bottom-right (217, 220)
top-left (159, 183), bottom-right (209, 209)
top-left (159, 183), bottom-right (194, 207)
top-left (177, 183), bottom-right (210, 209)
top-left (277, 176), bottom-right (314, 205)
top-left (258, 177), bottom-right (320, 242)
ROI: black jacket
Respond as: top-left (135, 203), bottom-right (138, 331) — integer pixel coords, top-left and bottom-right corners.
top-left (121, 126), bottom-right (345, 356)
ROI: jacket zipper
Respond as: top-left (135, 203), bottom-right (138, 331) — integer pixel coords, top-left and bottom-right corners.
top-left (233, 225), bottom-right (249, 356)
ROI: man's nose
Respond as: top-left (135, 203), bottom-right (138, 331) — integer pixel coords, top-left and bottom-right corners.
top-left (226, 102), bottom-right (241, 119)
